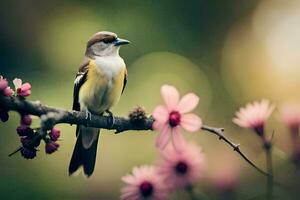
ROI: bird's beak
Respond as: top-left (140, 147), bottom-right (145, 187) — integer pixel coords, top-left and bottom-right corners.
top-left (114, 38), bottom-right (130, 46)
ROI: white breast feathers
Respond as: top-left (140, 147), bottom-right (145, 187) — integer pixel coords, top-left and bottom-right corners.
top-left (94, 55), bottom-right (125, 80)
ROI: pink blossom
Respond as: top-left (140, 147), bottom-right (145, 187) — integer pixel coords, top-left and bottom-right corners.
top-left (20, 115), bottom-right (32, 126)
top-left (20, 136), bottom-right (33, 146)
top-left (157, 142), bottom-right (205, 189)
top-left (280, 104), bottom-right (300, 134)
top-left (50, 128), bottom-right (61, 141)
top-left (20, 146), bottom-right (37, 159)
top-left (0, 76), bottom-right (8, 91)
top-left (13, 78), bottom-right (31, 97)
top-left (45, 141), bottom-right (59, 154)
top-left (0, 76), bottom-right (14, 96)
top-left (121, 165), bottom-right (168, 200)
top-left (16, 126), bottom-right (34, 137)
top-left (3, 87), bottom-right (14, 97)
top-left (233, 99), bottom-right (275, 136)
top-left (152, 85), bottom-right (202, 152)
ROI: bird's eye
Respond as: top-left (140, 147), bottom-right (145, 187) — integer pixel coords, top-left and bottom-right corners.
top-left (102, 37), bottom-right (117, 44)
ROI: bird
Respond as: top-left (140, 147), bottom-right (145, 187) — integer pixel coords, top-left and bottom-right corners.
top-left (69, 31), bottom-right (130, 177)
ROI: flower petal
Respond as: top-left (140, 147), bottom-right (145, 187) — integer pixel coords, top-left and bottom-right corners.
top-left (181, 113), bottom-right (202, 132)
top-left (21, 83), bottom-right (31, 91)
top-left (13, 78), bottom-right (22, 90)
top-left (19, 90), bottom-right (31, 97)
top-left (122, 175), bottom-right (139, 185)
top-left (171, 127), bottom-right (186, 153)
top-left (152, 105), bottom-right (168, 124)
top-left (153, 120), bottom-right (165, 131)
top-left (232, 99), bottom-right (274, 129)
top-left (177, 93), bottom-right (199, 114)
top-left (3, 87), bottom-right (14, 97)
top-left (161, 85), bottom-right (179, 111)
top-left (0, 78), bottom-right (8, 91)
top-left (156, 125), bottom-right (171, 150)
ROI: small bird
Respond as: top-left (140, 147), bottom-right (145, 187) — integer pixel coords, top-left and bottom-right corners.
top-left (69, 31), bottom-right (130, 177)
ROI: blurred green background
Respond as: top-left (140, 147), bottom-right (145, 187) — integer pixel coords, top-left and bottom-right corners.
top-left (1, 0), bottom-right (300, 199)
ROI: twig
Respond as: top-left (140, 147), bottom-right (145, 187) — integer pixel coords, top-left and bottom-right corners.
top-left (202, 125), bottom-right (269, 177)
top-left (8, 147), bottom-right (22, 157)
top-left (0, 95), bottom-right (268, 176)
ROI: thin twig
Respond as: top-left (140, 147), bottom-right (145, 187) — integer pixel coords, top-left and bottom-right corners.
top-left (8, 147), bottom-right (22, 157)
top-left (202, 125), bottom-right (269, 176)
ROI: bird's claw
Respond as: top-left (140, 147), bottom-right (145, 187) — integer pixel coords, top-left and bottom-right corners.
top-left (105, 110), bottom-right (115, 128)
top-left (85, 110), bottom-right (92, 126)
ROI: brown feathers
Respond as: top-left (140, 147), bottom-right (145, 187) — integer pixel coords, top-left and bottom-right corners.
top-left (86, 31), bottom-right (117, 48)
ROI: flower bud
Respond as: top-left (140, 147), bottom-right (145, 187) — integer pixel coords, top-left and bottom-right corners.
top-left (0, 76), bottom-right (8, 91)
top-left (20, 115), bottom-right (32, 126)
top-left (3, 87), bottom-right (14, 97)
top-left (49, 128), bottom-right (61, 141)
top-left (20, 147), bottom-right (37, 159)
top-left (13, 78), bottom-right (31, 97)
top-left (20, 137), bottom-right (31, 146)
top-left (17, 83), bottom-right (31, 97)
top-left (45, 141), bottom-right (59, 154)
top-left (129, 106), bottom-right (147, 125)
top-left (16, 126), bottom-right (34, 137)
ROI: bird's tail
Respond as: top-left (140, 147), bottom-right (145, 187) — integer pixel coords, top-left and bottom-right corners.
top-left (69, 126), bottom-right (100, 177)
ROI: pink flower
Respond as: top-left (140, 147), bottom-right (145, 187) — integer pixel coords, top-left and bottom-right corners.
top-left (20, 115), bottom-right (32, 126)
top-left (157, 142), bottom-right (205, 189)
top-left (280, 104), bottom-right (300, 135)
top-left (3, 87), bottom-right (14, 97)
top-left (0, 76), bottom-right (14, 96)
top-left (16, 126), bottom-right (34, 137)
top-left (20, 136), bottom-right (33, 146)
top-left (0, 76), bottom-right (8, 91)
top-left (45, 141), bottom-right (59, 154)
top-left (121, 165), bottom-right (168, 200)
top-left (13, 78), bottom-right (31, 97)
top-left (152, 85), bottom-right (202, 151)
top-left (49, 128), bottom-right (61, 141)
top-left (233, 99), bottom-right (275, 136)
top-left (20, 147), bottom-right (37, 159)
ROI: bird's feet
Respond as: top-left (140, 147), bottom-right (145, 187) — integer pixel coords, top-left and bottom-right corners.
top-left (105, 110), bottom-right (115, 128)
top-left (85, 110), bottom-right (92, 126)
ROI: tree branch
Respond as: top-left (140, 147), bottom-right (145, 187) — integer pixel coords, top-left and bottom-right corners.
top-left (0, 95), bottom-right (269, 176)
top-left (0, 95), bottom-right (153, 133)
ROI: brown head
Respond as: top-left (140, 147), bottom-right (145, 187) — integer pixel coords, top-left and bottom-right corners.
top-left (85, 31), bottom-right (130, 57)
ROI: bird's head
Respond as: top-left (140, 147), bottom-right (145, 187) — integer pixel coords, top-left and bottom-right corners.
top-left (85, 31), bottom-right (130, 57)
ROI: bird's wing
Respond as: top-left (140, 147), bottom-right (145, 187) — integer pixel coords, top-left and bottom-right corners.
top-left (72, 57), bottom-right (90, 111)
top-left (121, 68), bottom-right (127, 94)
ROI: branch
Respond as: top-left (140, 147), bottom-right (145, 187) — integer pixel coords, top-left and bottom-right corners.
top-left (202, 125), bottom-right (270, 177)
top-left (0, 95), bottom-right (153, 133)
top-left (0, 95), bottom-right (269, 176)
